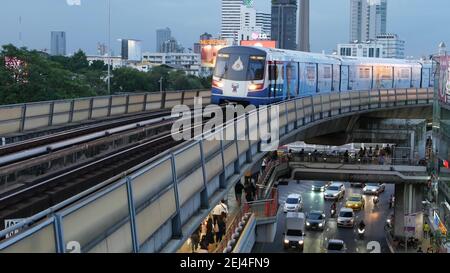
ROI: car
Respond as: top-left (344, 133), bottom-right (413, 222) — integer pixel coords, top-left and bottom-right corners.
top-left (311, 181), bottom-right (331, 192)
top-left (324, 183), bottom-right (346, 200)
top-left (325, 239), bottom-right (347, 253)
top-left (283, 194), bottom-right (303, 213)
top-left (350, 182), bottom-right (365, 187)
top-left (283, 212), bottom-right (306, 252)
top-left (306, 211), bottom-right (326, 231)
top-left (337, 208), bottom-right (355, 228)
top-left (345, 194), bottom-right (365, 210)
top-left (363, 183), bottom-right (386, 195)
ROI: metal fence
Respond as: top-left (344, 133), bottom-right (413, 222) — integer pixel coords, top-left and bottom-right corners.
top-left (0, 89), bottom-right (211, 136)
top-left (0, 88), bottom-right (433, 253)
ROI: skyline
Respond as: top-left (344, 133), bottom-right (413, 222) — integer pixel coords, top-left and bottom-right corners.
top-left (0, 0), bottom-right (448, 58)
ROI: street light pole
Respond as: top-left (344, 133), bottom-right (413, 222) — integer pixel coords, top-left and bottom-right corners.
top-left (159, 77), bottom-right (164, 92)
top-left (107, 0), bottom-right (111, 95)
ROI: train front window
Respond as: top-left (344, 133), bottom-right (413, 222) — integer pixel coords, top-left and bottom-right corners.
top-left (214, 54), bottom-right (265, 81)
top-left (247, 56), bottom-right (265, 81)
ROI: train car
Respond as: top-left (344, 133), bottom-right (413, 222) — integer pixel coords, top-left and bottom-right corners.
top-left (211, 46), bottom-right (434, 106)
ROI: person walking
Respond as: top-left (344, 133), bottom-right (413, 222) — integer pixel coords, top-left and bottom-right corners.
top-left (197, 240), bottom-right (209, 253)
top-left (234, 181), bottom-right (244, 207)
top-left (216, 213), bottom-right (226, 243)
top-left (212, 200), bottom-right (228, 225)
top-left (423, 222), bottom-right (431, 239)
top-left (190, 228), bottom-right (200, 253)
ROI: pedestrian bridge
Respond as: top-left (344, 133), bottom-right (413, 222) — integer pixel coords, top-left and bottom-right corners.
top-left (0, 88), bottom-right (433, 253)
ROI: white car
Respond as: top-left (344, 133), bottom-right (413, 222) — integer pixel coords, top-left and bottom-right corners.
top-left (337, 208), bottom-right (355, 228)
top-left (324, 183), bottom-right (346, 200)
top-left (284, 194), bottom-right (303, 213)
top-left (363, 183), bottom-right (386, 195)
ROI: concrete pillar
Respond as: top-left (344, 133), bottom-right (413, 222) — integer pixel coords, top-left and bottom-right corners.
top-left (393, 183), bottom-right (424, 240)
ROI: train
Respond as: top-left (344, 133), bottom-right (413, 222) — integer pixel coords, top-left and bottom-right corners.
top-left (211, 46), bottom-right (434, 106)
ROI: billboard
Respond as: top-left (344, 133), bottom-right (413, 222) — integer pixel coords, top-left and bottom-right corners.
top-left (240, 40), bottom-right (276, 49)
top-left (200, 40), bottom-right (228, 68)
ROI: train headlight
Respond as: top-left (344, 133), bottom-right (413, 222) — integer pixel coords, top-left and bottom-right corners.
top-left (248, 83), bottom-right (264, 91)
top-left (212, 80), bottom-right (224, 89)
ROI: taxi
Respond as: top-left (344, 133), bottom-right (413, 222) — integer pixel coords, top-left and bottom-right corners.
top-left (345, 194), bottom-right (365, 210)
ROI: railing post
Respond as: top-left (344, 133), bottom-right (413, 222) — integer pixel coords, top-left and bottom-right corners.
top-left (48, 101), bottom-right (55, 127)
top-left (161, 91), bottom-right (167, 110)
top-left (126, 177), bottom-right (139, 253)
top-left (125, 95), bottom-right (130, 114)
top-left (170, 154), bottom-right (183, 239)
top-left (199, 140), bottom-right (210, 210)
top-left (181, 91), bottom-right (186, 105)
top-left (358, 90), bottom-right (362, 111)
top-left (88, 98), bottom-right (94, 120)
top-left (310, 96), bottom-right (315, 122)
top-left (19, 104), bottom-right (27, 133)
top-left (143, 93), bottom-right (148, 111)
top-left (219, 139), bottom-right (226, 189)
top-left (246, 114), bottom-right (253, 163)
top-left (339, 92), bottom-right (342, 114)
top-left (378, 89), bottom-right (381, 108)
top-left (107, 96), bottom-right (113, 117)
top-left (294, 99), bottom-right (299, 129)
top-left (54, 214), bottom-right (65, 253)
top-left (416, 88), bottom-right (419, 105)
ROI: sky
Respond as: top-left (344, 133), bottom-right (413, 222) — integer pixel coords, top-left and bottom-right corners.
top-left (0, 0), bottom-right (448, 58)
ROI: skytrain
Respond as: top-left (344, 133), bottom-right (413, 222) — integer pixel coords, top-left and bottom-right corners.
top-left (211, 46), bottom-right (434, 106)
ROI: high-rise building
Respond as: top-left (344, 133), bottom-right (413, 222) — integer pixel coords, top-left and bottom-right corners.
top-left (350, 0), bottom-right (387, 43)
top-left (337, 34), bottom-right (405, 59)
top-left (220, 0), bottom-right (243, 43)
top-left (161, 38), bottom-right (184, 53)
top-left (256, 12), bottom-right (271, 39)
top-left (156, 28), bottom-right (171, 53)
top-left (121, 39), bottom-right (142, 62)
top-left (298, 0), bottom-right (310, 52)
top-left (271, 0), bottom-right (297, 50)
top-left (50, 31), bottom-right (66, 56)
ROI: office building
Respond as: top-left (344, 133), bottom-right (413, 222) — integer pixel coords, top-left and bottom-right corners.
top-left (161, 38), bottom-right (184, 53)
top-left (142, 52), bottom-right (201, 76)
top-left (271, 0), bottom-right (297, 50)
top-left (375, 34), bottom-right (405, 59)
top-left (337, 34), bottom-right (405, 59)
top-left (156, 28), bottom-right (172, 53)
top-left (50, 31), bottom-right (66, 56)
top-left (121, 39), bottom-right (142, 61)
top-left (298, 0), bottom-right (310, 52)
top-left (256, 12), bottom-right (271, 39)
top-left (220, 0), bottom-right (243, 43)
top-left (194, 33), bottom-right (213, 54)
top-left (337, 42), bottom-right (383, 58)
top-left (350, 0), bottom-right (387, 43)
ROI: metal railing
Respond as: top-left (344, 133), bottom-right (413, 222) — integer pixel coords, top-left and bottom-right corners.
top-left (0, 89), bottom-right (210, 136)
top-left (290, 154), bottom-right (428, 166)
top-left (0, 88), bottom-right (432, 253)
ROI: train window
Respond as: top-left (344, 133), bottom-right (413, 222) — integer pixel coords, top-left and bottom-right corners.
top-left (214, 55), bottom-right (229, 79)
top-left (247, 56), bottom-right (265, 81)
top-left (359, 67), bottom-right (371, 78)
top-left (269, 64), bottom-right (278, 81)
top-left (307, 66), bottom-right (316, 80)
top-left (324, 66), bottom-right (332, 79)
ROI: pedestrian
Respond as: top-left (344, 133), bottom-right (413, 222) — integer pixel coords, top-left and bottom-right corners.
top-left (212, 200), bottom-right (228, 225)
top-left (261, 157), bottom-right (267, 173)
top-left (235, 181), bottom-right (244, 207)
top-left (190, 228), bottom-right (200, 253)
top-left (244, 181), bottom-right (254, 202)
top-left (299, 148), bottom-right (305, 161)
top-left (205, 216), bottom-right (215, 245)
top-left (423, 222), bottom-right (430, 239)
top-left (417, 247), bottom-right (423, 253)
top-left (216, 213), bottom-right (226, 243)
top-left (197, 240), bottom-right (209, 253)
top-left (427, 247), bottom-right (434, 253)
top-left (344, 150), bottom-right (349, 163)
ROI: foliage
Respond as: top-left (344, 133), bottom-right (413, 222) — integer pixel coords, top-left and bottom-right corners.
top-left (0, 44), bottom-right (212, 105)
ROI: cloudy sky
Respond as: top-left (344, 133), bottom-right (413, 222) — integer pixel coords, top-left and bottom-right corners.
top-left (0, 0), bottom-right (448, 58)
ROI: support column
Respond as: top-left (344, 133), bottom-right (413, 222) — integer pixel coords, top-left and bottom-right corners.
top-left (393, 183), bottom-right (424, 240)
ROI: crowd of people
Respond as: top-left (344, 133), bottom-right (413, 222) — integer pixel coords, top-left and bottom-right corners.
top-left (189, 200), bottom-right (228, 253)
